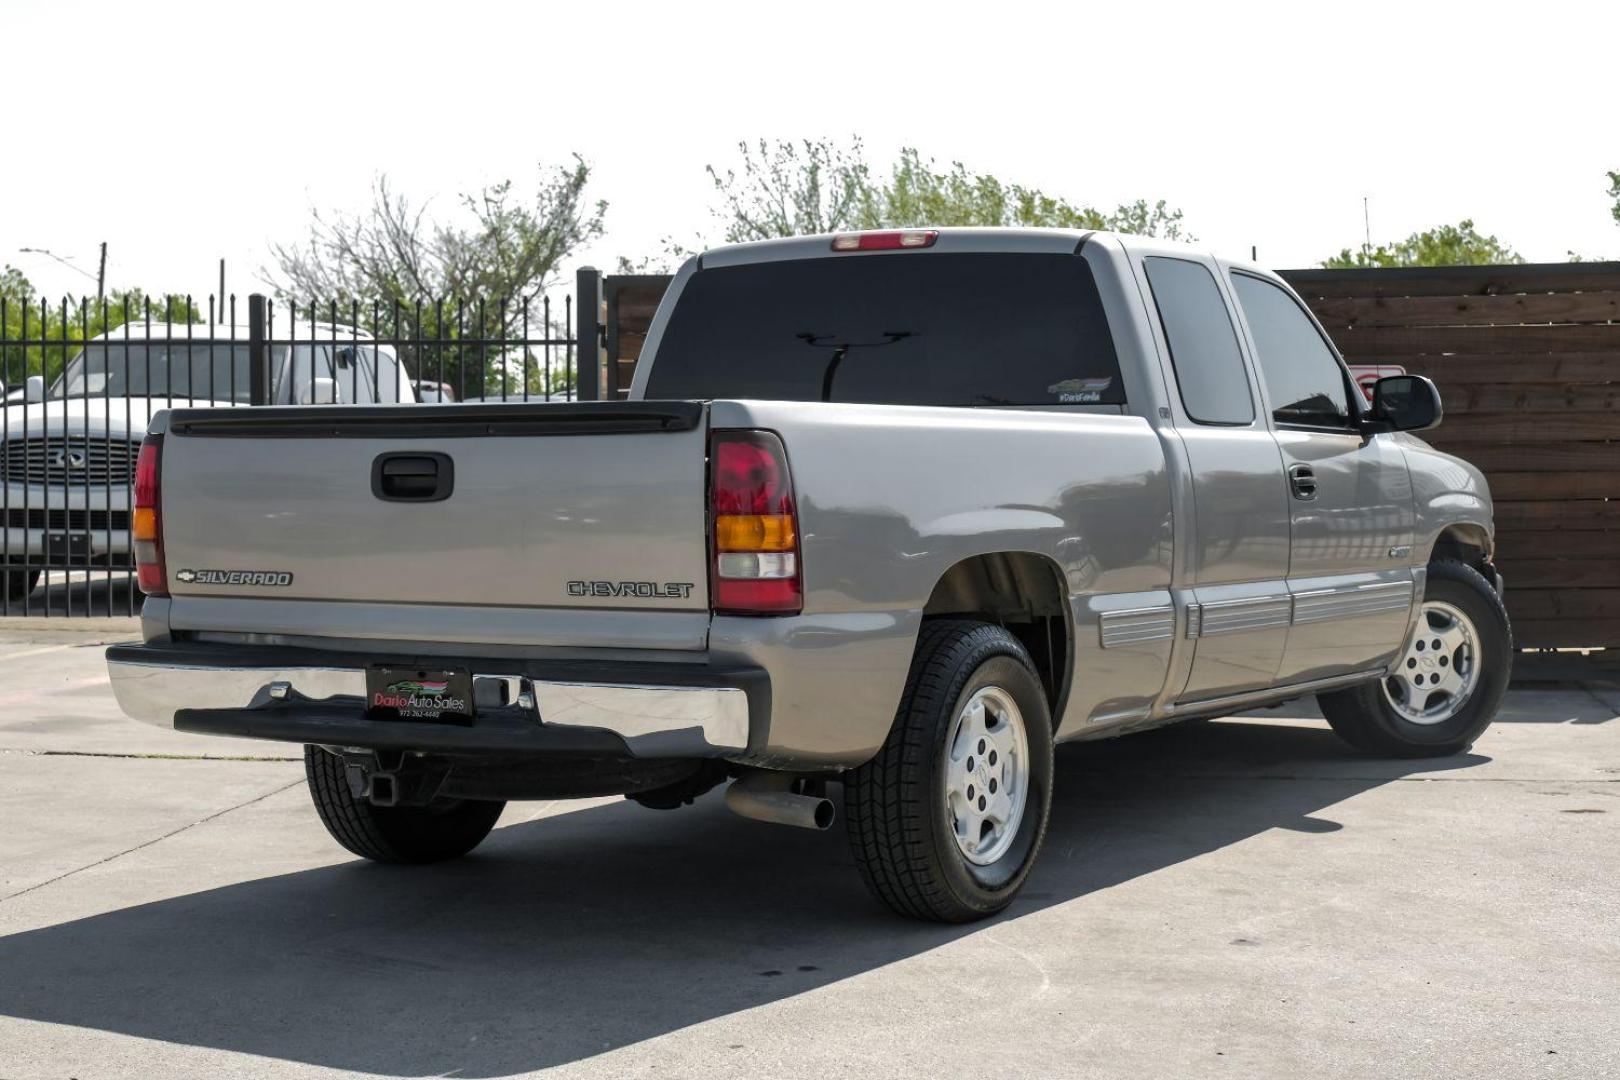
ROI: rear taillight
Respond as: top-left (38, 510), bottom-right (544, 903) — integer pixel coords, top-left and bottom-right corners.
top-left (831, 229), bottom-right (938, 251)
top-left (709, 430), bottom-right (801, 615)
top-left (133, 435), bottom-right (166, 596)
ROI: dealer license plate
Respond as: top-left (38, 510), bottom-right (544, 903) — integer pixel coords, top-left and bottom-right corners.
top-left (365, 666), bottom-right (474, 725)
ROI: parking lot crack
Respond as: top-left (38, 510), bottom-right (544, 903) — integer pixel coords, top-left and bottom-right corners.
top-left (0, 776), bottom-right (304, 904)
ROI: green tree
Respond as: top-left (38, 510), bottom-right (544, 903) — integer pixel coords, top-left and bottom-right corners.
top-left (269, 158), bottom-right (605, 305)
top-left (652, 138), bottom-right (1190, 264)
top-left (267, 158), bottom-right (606, 395)
top-left (874, 147), bottom-right (1187, 238)
top-left (1608, 169), bottom-right (1619, 226)
top-left (704, 138), bottom-right (876, 242)
top-left (1, 267), bottom-right (202, 386)
top-left (1323, 219), bottom-right (1524, 268)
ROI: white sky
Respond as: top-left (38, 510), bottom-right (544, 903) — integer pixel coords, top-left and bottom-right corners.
top-left (3, 0), bottom-right (1616, 301)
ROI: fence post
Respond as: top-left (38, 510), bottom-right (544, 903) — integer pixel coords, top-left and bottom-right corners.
top-left (247, 293), bottom-right (268, 406)
top-left (575, 267), bottom-right (602, 401)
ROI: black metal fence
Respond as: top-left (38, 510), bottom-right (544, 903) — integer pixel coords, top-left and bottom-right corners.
top-left (0, 287), bottom-right (581, 617)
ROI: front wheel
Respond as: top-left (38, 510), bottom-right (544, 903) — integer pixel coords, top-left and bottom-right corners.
top-left (845, 620), bottom-right (1054, 922)
top-left (304, 746), bottom-right (505, 864)
top-left (1319, 559), bottom-right (1512, 757)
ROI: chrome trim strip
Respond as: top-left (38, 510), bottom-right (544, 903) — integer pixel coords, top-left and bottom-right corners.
top-left (1292, 581), bottom-right (1414, 625)
top-left (1098, 605), bottom-right (1175, 649)
top-left (107, 659), bottom-right (749, 757)
top-left (1183, 579), bottom-right (1417, 640)
top-left (1196, 595), bottom-right (1293, 637)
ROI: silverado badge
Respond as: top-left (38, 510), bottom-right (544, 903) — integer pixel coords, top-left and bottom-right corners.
top-left (175, 569), bottom-right (295, 587)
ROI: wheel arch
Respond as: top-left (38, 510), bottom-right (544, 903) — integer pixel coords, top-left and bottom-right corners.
top-left (920, 551), bottom-right (1072, 726)
top-left (1430, 522), bottom-right (1495, 577)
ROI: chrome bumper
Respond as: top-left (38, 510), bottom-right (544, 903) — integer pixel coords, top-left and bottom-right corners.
top-left (107, 652), bottom-right (752, 758)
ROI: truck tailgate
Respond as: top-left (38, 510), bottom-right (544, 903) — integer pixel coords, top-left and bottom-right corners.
top-left (156, 401), bottom-right (711, 642)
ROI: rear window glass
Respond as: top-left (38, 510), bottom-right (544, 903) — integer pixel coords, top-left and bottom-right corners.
top-left (645, 253), bottom-right (1124, 407)
top-left (1144, 257), bottom-right (1254, 425)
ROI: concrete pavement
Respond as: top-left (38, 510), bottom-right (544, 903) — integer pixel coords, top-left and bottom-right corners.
top-left (1, 629), bottom-right (1616, 1079)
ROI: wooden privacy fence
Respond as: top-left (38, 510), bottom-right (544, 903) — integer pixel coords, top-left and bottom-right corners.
top-left (596, 261), bottom-right (1620, 650)
top-left (1283, 263), bottom-right (1620, 650)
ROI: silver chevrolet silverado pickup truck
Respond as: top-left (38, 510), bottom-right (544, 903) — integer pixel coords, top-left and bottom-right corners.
top-left (107, 228), bottom-right (1510, 922)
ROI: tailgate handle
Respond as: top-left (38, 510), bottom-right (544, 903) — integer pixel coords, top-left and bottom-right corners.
top-left (372, 452), bottom-right (454, 502)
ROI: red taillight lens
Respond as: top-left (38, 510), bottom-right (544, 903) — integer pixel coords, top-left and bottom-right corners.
top-left (713, 435), bottom-right (791, 515)
top-left (830, 229), bottom-right (938, 251)
top-left (710, 430), bottom-right (801, 615)
top-left (133, 435), bottom-right (166, 596)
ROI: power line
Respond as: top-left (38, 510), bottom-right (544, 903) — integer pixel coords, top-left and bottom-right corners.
top-left (17, 246), bottom-right (97, 284)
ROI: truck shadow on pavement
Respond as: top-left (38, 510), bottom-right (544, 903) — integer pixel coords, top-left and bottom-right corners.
top-left (0, 719), bottom-right (1485, 1076)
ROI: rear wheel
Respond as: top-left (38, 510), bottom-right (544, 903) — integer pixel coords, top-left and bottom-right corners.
top-left (845, 620), bottom-right (1054, 922)
top-left (4, 570), bottom-right (40, 603)
top-left (304, 746), bottom-right (505, 864)
top-left (1319, 559), bottom-right (1511, 757)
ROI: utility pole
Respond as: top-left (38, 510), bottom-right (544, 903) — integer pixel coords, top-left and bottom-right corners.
top-left (219, 258), bottom-right (225, 309)
top-left (1363, 196), bottom-right (1372, 259)
top-left (96, 241), bottom-right (107, 306)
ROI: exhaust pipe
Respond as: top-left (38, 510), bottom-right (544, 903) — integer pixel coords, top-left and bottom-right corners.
top-left (724, 771), bottom-right (835, 831)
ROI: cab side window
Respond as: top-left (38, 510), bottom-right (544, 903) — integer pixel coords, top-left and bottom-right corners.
top-left (1232, 273), bottom-right (1353, 428)
top-left (1143, 257), bottom-right (1254, 425)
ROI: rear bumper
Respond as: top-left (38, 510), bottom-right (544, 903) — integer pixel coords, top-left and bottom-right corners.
top-left (106, 641), bottom-right (764, 759)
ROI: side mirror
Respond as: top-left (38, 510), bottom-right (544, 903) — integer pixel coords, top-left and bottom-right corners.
top-left (24, 375), bottom-right (45, 403)
top-left (1368, 374), bottom-right (1442, 433)
top-left (298, 376), bottom-right (340, 405)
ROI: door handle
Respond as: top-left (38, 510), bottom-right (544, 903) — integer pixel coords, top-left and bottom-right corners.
top-left (372, 452), bottom-right (454, 502)
top-left (1288, 463), bottom-right (1317, 501)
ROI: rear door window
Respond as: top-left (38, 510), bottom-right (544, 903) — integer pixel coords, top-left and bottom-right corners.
top-left (646, 253), bottom-right (1124, 407)
top-left (1143, 257), bottom-right (1254, 425)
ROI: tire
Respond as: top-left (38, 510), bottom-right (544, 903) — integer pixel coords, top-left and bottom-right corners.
top-left (1319, 559), bottom-right (1512, 758)
top-left (845, 620), bottom-right (1055, 922)
top-left (4, 570), bottom-right (40, 602)
top-left (304, 746), bottom-right (505, 864)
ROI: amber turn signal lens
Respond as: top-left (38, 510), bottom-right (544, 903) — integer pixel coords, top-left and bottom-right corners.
top-left (715, 513), bottom-right (795, 552)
